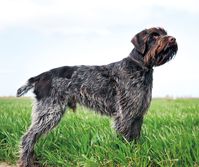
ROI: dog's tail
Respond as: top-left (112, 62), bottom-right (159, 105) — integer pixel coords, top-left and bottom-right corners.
top-left (16, 77), bottom-right (38, 97)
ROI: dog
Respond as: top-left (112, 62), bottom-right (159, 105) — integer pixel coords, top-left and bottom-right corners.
top-left (17, 27), bottom-right (178, 167)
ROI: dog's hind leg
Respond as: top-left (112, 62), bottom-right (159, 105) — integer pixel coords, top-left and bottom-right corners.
top-left (19, 97), bottom-right (67, 167)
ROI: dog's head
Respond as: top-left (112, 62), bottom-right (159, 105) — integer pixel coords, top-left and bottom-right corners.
top-left (131, 27), bottom-right (178, 67)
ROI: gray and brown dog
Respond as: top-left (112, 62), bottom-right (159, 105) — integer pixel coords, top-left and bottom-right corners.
top-left (17, 27), bottom-right (178, 167)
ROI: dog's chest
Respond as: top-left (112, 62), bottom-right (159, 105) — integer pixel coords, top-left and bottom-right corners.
top-left (135, 70), bottom-right (153, 115)
top-left (139, 83), bottom-right (152, 115)
top-left (121, 69), bottom-right (153, 116)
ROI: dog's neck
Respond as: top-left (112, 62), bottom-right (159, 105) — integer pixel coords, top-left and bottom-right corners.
top-left (129, 49), bottom-right (150, 70)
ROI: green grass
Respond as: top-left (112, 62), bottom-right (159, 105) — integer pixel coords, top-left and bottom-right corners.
top-left (0, 97), bottom-right (199, 166)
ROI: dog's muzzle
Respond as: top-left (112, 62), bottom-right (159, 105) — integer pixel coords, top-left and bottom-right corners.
top-left (154, 36), bottom-right (178, 66)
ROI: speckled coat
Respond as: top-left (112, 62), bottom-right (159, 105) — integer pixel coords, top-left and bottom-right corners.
top-left (17, 27), bottom-right (178, 167)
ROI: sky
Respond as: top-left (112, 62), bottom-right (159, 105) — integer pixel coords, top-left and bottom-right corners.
top-left (0, 0), bottom-right (199, 97)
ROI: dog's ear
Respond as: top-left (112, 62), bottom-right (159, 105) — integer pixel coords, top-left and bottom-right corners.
top-left (131, 29), bottom-right (148, 54)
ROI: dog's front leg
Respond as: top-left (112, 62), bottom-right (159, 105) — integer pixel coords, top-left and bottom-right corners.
top-left (114, 115), bottom-right (143, 141)
top-left (130, 116), bottom-right (143, 140)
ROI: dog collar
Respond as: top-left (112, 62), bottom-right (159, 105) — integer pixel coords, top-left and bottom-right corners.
top-left (129, 56), bottom-right (150, 71)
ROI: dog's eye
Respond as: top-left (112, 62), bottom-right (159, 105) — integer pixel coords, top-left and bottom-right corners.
top-left (148, 33), bottom-right (159, 43)
top-left (151, 32), bottom-right (160, 39)
top-left (148, 32), bottom-right (160, 43)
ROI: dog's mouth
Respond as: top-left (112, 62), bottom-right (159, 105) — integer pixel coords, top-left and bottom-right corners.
top-left (155, 42), bottom-right (178, 66)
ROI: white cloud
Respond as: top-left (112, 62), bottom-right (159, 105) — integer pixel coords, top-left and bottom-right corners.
top-left (0, 0), bottom-right (198, 33)
top-left (150, 0), bottom-right (198, 13)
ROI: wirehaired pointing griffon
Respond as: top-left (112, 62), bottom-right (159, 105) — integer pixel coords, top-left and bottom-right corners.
top-left (17, 27), bottom-right (178, 167)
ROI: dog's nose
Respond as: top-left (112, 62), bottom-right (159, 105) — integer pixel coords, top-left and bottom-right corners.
top-left (168, 36), bottom-right (176, 43)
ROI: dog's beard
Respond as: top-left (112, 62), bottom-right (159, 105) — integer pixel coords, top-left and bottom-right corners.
top-left (144, 39), bottom-right (178, 67)
top-left (155, 44), bottom-right (178, 66)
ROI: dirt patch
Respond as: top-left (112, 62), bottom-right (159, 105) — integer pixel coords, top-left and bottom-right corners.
top-left (0, 163), bottom-right (16, 167)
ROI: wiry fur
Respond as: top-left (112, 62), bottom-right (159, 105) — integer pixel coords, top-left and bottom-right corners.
top-left (17, 27), bottom-right (178, 167)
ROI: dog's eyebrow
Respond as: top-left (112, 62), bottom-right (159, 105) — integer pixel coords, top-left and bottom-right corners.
top-left (150, 32), bottom-right (160, 36)
top-left (148, 27), bottom-right (167, 36)
top-left (157, 27), bottom-right (167, 35)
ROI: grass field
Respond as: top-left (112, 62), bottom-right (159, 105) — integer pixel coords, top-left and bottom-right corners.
top-left (0, 97), bottom-right (198, 167)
